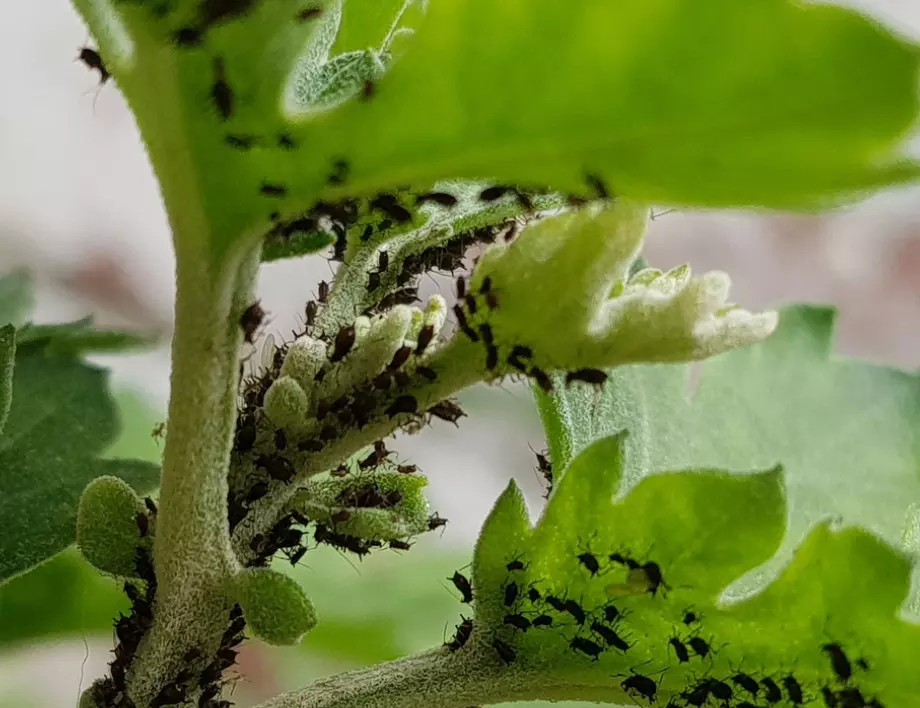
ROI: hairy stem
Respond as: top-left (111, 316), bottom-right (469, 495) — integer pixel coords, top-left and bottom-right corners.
top-left (252, 647), bottom-right (527, 708)
top-left (127, 245), bottom-right (259, 704)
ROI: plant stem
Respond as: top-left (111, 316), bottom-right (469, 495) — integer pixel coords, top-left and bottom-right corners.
top-left (252, 647), bottom-right (529, 708)
top-left (127, 244), bottom-right (260, 703)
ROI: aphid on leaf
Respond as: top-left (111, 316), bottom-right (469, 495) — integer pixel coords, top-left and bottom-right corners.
top-left (570, 636), bottom-right (603, 661)
top-left (429, 399), bottom-right (466, 424)
top-left (211, 57), bottom-right (233, 120)
top-left (479, 186), bottom-right (511, 202)
top-left (173, 26), bottom-right (203, 47)
top-left (782, 675), bottom-right (804, 705)
top-left (668, 635), bottom-right (689, 663)
top-left (532, 614), bottom-right (553, 628)
top-left (687, 635), bottom-right (711, 660)
top-left (318, 280), bottom-right (329, 302)
top-left (427, 513), bottom-right (448, 531)
top-left (620, 671), bottom-right (659, 705)
top-left (416, 366), bottom-right (437, 381)
top-left (277, 133), bottom-right (296, 150)
top-left (503, 581), bottom-right (519, 607)
top-left (260, 181), bottom-right (287, 198)
top-left (415, 325), bottom-right (435, 355)
top-left (453, 304), bottom-right (479, 342)
top-left (577, 551), bottom-right (600, 576)
top-left (822, 642), bottom-right (852, 682)
top-left (455, 276), bottom-right (467, 299)
top-left (296, 6), bottom-right (323, 21)
top-left (388, 345), bottom-right (412, 370)
top-left (503, 613), bottom-right (530, 631)
top-left (562, 598), bottom-right (586, 625)
top-left (565, 368), bottom-right (608, 388)
top-left (330, 325), bottom-right (356, 362)
top-left (760, 677), bottom-right (782, 704)
top-left (505, 558), bottom-right (526, 572)
top-left (417, 192), bottom-right (458, 207)
top-left (225, 133), bottom-right (257, 150)
top-left (731, 672), bottom-right (760, 697)
top-left (361, 79), bottom-right (375, 101)
top-left (386, 394), bottom-right (418, 418)
top-left (397, 463), bottom-right (417, 474)
top-left (389, 539), bottom-right (412, 551)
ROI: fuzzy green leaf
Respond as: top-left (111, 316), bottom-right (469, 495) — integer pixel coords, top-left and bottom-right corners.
top-left (235, 567), bottom-right (318, 645)
top-left (296, 0), bottom-right (920, 209)
top-left (537, 305), bottom-right (920, 602)
top-left (0, 352), bottom-right (159, 584)
top-left (465, 433), bottom-right (917, 706)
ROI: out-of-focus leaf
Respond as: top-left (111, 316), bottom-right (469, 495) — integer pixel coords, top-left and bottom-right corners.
top-left (0, 353), bottom-right (159, 584)
top-left (0, 271), bottom-right (33, 329)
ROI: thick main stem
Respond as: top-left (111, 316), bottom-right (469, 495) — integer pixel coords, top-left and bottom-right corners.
top-left (128, 246), bottom-right (259, 704)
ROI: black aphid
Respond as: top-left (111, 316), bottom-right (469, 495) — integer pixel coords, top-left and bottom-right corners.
top-left (245, 481), bottom-right (269, 503)
top-left (296, 6), bottom-right (323, 21)
top-left (621, 672), bottom-right (658, 705)
top-left (328, 158), bottom-right (349, 185)
top-left (211, 57), bottom-right (233, 120)
top-left (822, 642), bottom-right (852, 682)
top-left (668, 635), bottom-right (689, 663)
top-left (417, 192), bottom-right (458, 207)
top-left (389, 539), bottom-right (412, 551)
top-left (446, 617), bottom-right (473, 652)
top-left (330, 325), bottom-right (356, 362)
top-left (318, 280), bottom-right (329, 302)
top-left (456, 276), bottom-right (467, 299)
top-left (527, 587), bottom-right (540, 602)
top-left (297, 439), bottom-right (323, 453)
top-left (239, 301), bottom-right (265, 344)
top-left (464, 293), bottom-right (478, 315)
top-left (503, 613), bottom-right (530, 631)
top-left (449, 571), bottom-right (473, 603)
top-left (136, 512), bottom-right (149, 537)
top-left (416, 324), bottom-right (435, 354)
top-left (708, 679), bottom-right (733, 701)
top-left (506, 559), bottom-right (525, 571)
top-left (416, 366), bottom-right (437, 381)
top-left (173, 27), bottom-right (203, 46)
top-left (532, 614), bottom-right (553, 628)
top-left (508, 345), bottom-right (532, 371)
top-left (144, 497), bottom-right (158, 516)
top-left (591, 621), bottom-right (625, 650)
top-left (820, 686), bottom-right (839, 708)
top-left (565, 368), bottom-right (608, 388)
top-left (545, 595), bottom-right (566, 613)
top-left (687, 635), bottom-right (711, 659)
top-left (278, 133), bottom-right (296, 150)
top-left (492, 638), bottom-right (516, 665)
top-left (370, 194), bottom-right (412, 223)
top-left (782, 675), bottom-right (804, 704)
top-left (78, 47), bottom-right (110, 84)
top-left (427, 513), bottom-right (448, 531)
top-left (570, 636), bottom-right (603, 661)
top-left (640, 561), bottom-right (669, 596)
top-left (682, 610), bottom-right (698, 625)
top-left (429, 399), bottom-right (466, 424)
top-left (585, 172), bottom-right (610, 200)
top-left (388, 345), bottom-right (412, 370)
top-left (225, 134), bottom-right (258, 150)
top-left (530, 367), bottom-right (553, 393)
top-left (479, 186), bottom-right (511, 201)
top-left (397, 463), bottom-right (417, 474)
top-left (731, 672), bottom-right (760, 696)
top-left (603, 605), bottom-right (620, 623)
top-left (260, 182), bottom-right (288, 197)
top-left (151, 684), bottom-right (187, 707)
top-left (452, 304), bottom-right (479, 341)
top-left (577, 552), bottom-right (600, 576)
top-left (761, 677), bottom-right (782, 704)
top-left (562, 598), bottom-right (586, 625)
top-left (503, 581), bottom-right (519, 607)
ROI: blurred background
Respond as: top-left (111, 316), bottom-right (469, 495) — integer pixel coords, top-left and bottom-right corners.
top-left (1, 1), bottom-right (919, 706)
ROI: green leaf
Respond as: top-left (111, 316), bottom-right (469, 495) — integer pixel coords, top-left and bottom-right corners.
top-left (300, 0), bottom-right (920, 209)
top-left (466, 433), bottom-right (917, 706)
top-left (262, 228), bottom-right (336, 262)
top-left (537, 305), bottom-right (920, 601)
top-left (0, 351), bottom-right (159, 584)
top-left (0, 271), bottom-right (33, 328)
top-left (15, 317), bottom-right (157, 355)
top-left (0, 325), bottom-right (15, 435)
top-left (0, 549), bottom-right (128, 647)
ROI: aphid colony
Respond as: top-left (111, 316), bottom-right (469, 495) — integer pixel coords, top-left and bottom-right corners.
top-left (442, 548), bottom-right (885, 708)
top-left (90, 499), bottom-right (158, 708)
top-left (451, 272), bottom-right (608, 392)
